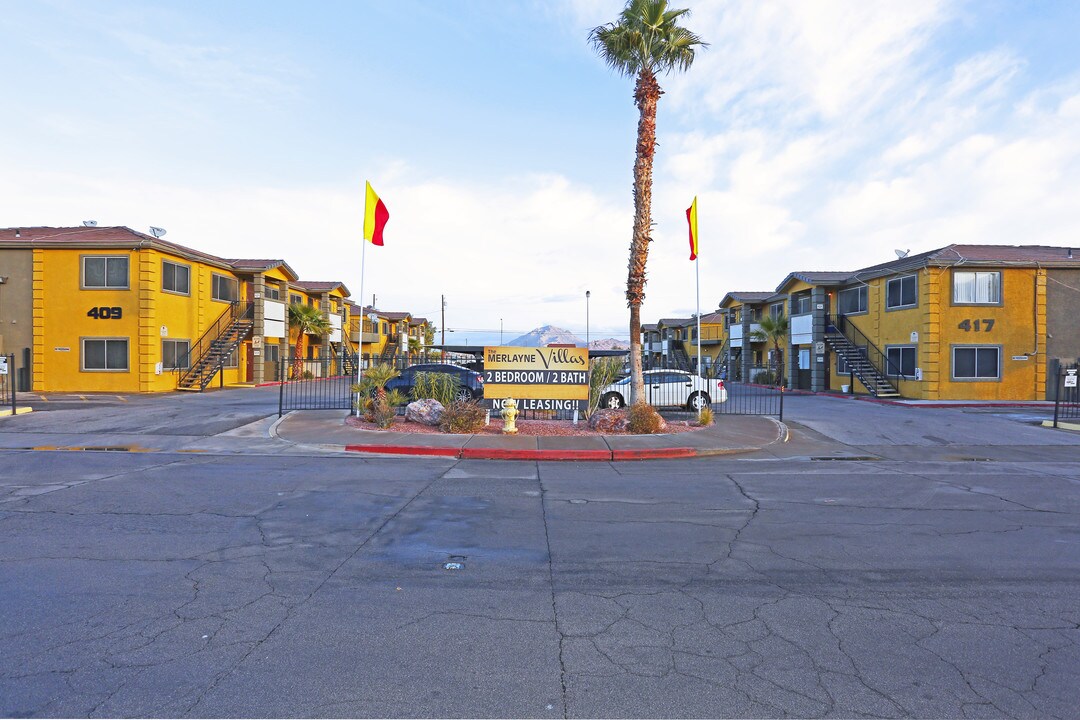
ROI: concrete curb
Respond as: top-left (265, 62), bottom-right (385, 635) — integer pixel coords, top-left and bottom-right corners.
top-left (0, 407), bottom-right (33, 418)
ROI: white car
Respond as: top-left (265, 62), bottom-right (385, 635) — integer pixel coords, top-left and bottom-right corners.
top-left (599, 370), bottom-right (727, 410)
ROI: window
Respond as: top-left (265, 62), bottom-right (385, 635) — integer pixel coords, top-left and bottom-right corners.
top-left (82, 338), bottom-right (129, 371)
top-left (212, 274), bottom-right (238, 302)
top-left (836, 346), bottom-right (867, 375)
top-left (953, 346), bottom-right (1000, 380)
top-left (290, 293), bottom-right (302, 305)
top-left (770, 303), bottom-right (784, 319)
top-left (953, 271), bottom-right (1001, 305)
top-left (886, 274), bottom-right (918, 309)
top-left (161, 260), bottom-right (190, 295)
top-left (792, 294), bottom-right (812, 315)
top-left (83, 256), bottom-right (129, 289)
top-left (264, 345), bottom-right (280, 363)
top-left (162, 339), bottom-right (190, 370)
top-left (264, 285), bottom-right (281, 300)
top-left (838, 286), bottom-right (868, 315)
top-left (885, 345), bottom-right (917, 378)
top-left (224, 347), bottom-right (239, 368)
top-left (382, 322), bottom-right (388, 334)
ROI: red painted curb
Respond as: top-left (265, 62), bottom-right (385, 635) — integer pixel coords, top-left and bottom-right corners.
top-left (256, 381), bottom-right (283, 388)
top-left (344, 444), bottom-right (459, 457)
top-left (610, 447), bottom-right (698, 460)
top-left (460, 447), bottom-right (613, 461)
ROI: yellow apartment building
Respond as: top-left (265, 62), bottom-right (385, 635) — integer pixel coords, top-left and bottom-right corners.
top-left (0, 226), bottom-right (361, 393)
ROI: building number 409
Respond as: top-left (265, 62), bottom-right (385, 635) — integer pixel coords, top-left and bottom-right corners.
top-left (87, 306), bottom-right (123, 320)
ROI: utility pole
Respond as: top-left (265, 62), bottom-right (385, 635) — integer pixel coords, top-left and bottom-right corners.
top-left (441, 295), bottom-right (446, 346)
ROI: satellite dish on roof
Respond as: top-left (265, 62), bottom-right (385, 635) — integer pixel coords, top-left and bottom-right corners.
top-left (82, 220), bottom-right (98, 227)
top-left (149, 226), bottom-right (167, 238)
top-left (895, 249), bottom-right (910, 259)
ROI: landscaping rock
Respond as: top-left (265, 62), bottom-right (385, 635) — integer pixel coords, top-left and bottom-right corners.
top-left (405, 399), bottom-right (445, 426)
top-left (588, 409), bottom-right (630, 433)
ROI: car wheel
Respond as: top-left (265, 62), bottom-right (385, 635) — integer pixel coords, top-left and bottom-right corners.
top-left (454, 388), bottom-right (474, 403)
top-left (687, 392), bottom-right (711, 411)
top-left (601, 393), bottom-right (624, 410)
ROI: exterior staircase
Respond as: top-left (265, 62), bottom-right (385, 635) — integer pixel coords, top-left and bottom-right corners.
top-left (176, 302), bottom-right (254, 391)
top-left (340, 347), bottom-right (359, 376)
top-left (378, 339), bottom-right (399, 365)
top-left (824, 329), bottom-right (901, 398)
top-left (669, 342), bottom-right (693, 372)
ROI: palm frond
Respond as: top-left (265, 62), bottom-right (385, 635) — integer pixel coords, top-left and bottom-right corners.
top-left (589, 0), bottom-right (706, 77)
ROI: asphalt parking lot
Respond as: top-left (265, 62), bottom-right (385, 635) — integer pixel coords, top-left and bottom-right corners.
top-left (1, 388), bottom-right (1078, 718)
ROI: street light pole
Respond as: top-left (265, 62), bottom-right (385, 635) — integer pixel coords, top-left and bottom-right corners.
top-left (500, 318), bottom-right (503, 345)
top-left (585, 290), bottom-right (591, 349)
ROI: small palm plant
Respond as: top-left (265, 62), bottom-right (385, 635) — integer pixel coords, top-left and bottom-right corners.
top-left (352, 363), bottom-right (404, 428)
top-left (288, 303), bottom-right (332, 380)
top-left (749, 314), bottom-right (789, 387)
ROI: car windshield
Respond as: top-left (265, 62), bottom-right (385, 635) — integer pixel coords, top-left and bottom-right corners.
top-left (614, 376), bottom-right (631, 385)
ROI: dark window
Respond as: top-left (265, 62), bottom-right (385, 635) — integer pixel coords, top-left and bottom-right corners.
top-left (212, 274), bottom-right (238, 302)
top-left (290, 293), bottom-right (302, 305)
top-left (953, 347), bottom-right (1000, 379)
top-left (770, 303), bottom-right (784, 318)
top-left (838, 286), bottom-right (868, 315)
top-left (886, 346), bottom-right (917, 377)
top-left (162, 339), bottom-right (190, 370)
top-left (886, 275), bottom-right (918, 309)
top-left (83, 338), bottom-right (129, 371)
top-left (792, 294), bottom-right (812, 315)
top-left (162, 260), bottom-right (190, 295)
top-left (83, 256), bottom-right (129, 289)
top-left (264, 345), bottom-right (280, 363)
top-left (836, 346), bottom-right (867, 375)
top-left (265, 285), bottom-right (281, 300)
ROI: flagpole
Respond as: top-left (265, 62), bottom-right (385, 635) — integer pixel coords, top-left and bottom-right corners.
top-left (695, 254), bottom-right (702, 414)
top-left (355, 237), bottom-right (367, 415)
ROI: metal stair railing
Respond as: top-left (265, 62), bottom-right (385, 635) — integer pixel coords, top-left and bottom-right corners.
top-left (826, 314), bottom-right (905, 397)
top-left (176, 301), bottom-right (255, 391)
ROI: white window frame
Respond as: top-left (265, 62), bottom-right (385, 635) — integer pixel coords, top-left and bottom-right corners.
top-left (952, 345), bottom-right (1002, 381)
top-left (81, 337), bottom-right (129, 372)
top-left (953, 271), bottom-right (1002, 305)
top-left (81, 255), bottom-right (129, 290)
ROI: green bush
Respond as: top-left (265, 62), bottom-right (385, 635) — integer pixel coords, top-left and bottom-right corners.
top-left (439, 400), bottom-right (487, 434)
top-left (627, 401), bottom-right (665, 434)
top-left (411, 371), bottom-right (460, 406)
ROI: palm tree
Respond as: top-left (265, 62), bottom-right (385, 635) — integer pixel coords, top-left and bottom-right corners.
top-left (590, 0), bottom-right (706, 404)
top-left (749, 314), bottom-right (789, 387)
top-left (288, 302), bottom-right (332, 379)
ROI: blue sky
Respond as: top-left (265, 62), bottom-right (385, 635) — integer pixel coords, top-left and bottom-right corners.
top-left (3, 0), bottom-right (1079, 345)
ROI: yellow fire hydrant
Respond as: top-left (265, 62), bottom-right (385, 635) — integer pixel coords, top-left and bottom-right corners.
top-left (501, 397), bottom-right (519, 434)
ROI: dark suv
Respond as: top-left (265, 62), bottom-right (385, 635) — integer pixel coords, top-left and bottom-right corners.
top-left (386, 363), bottom-right (485, 402)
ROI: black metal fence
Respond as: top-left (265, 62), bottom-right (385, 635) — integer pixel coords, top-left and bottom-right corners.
top-left (277, 351), bottom-right (783, 421)
top-left (1053, 363), bottom-right (1079, 427)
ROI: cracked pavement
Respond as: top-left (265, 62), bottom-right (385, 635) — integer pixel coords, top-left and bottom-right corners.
top-left (1, 389), bottom-right (1079, 717)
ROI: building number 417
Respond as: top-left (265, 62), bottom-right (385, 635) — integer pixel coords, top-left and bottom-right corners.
top-left (957, 318), bottom-right (994, 332)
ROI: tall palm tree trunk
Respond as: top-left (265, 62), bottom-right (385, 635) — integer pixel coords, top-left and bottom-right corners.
top-left (292, 332), bottom-right (305, 380)
top-left (627, 69), bottom-right (661, 404)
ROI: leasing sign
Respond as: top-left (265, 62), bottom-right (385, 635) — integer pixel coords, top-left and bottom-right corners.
top-left (483, 346), bottom-right (589, 409)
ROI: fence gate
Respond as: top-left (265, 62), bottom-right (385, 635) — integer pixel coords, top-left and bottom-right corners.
top-left (1053, 363), bottom-right (1079, 428)
top-left (643, 359), bottom-right (784, 420)
top-left (0, 353), bottom-right (17, 415)
top-left (278, 350), bottom-right (357, 415)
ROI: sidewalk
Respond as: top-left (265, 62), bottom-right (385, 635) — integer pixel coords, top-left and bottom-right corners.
top-left (272, 410), bottom-right (788, 461)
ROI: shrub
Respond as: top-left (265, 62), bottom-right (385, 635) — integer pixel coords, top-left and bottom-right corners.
top-left (302, 370), bottom-right (314, 380)
top-left (697, 405), bottom-right (714, 427)
top-left (587, 357), bottom-right (625, 419)
top-left (627, 401), bottom-right (665, 434)
top-left (439, 400), bottom-right (487, 434)
top-left (412, 371), bottom-right (461, 406)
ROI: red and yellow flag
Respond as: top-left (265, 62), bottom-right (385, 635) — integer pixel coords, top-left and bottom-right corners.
top-left (686, 196), bottom-right (698, 261)
top-left (364, 181), bottom-right (389, 246)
